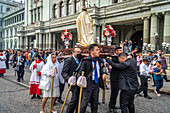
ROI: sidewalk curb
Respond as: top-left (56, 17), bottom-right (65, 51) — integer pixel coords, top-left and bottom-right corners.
top-left (106, 79), bottom-right (170, 95)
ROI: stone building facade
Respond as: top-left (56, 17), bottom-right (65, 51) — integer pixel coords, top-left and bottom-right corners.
top-left (0, 0), bottom-right (24, 49)
top-left (17, 0), bottom-right (170, 51)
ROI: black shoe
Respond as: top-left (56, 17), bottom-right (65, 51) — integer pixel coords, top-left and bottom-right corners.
top-left (166, 80), bottom-right (170, 82)
top-left (109, 108), bottom-right (118, 113)
top-left (21, 78), bottom-right (24, 81)
top-left (17, 79), bottom-right (20, 82)
top-left (37, 95), bottom-right (42, 99)
top-left (31, 94), bottom-right (36, 99)
top-left (152, 85), bottom-right (156, 87)
top-left (136, 94), bottom-right (142, 97)
top-left (144, 95), bottom-right (152, 99)
top-left (98, 102), bottom-right (101, 105)
top-left (58, 98), bottom-right (64, 104)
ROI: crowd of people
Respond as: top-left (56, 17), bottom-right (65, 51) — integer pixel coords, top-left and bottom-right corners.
top-left (0, 45), bottom-right (169, 113)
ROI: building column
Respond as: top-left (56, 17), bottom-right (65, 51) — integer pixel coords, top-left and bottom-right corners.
top-left (20, 37), bottom-right (23, 49)
top-left (36, 8), bottom-right (39, 22)
top-left (53, 34), bottom-right (56, 51)
top-left (25, 36), bottom-right (29, 49)
top-left (36, 34), bottom-right (39, 48)
top-left (40, 7), bottom-right (42, 21)
top-left (63, 1), bottom-right (67, 16)
top-left (57, 3), bottom-right (60, 18)
top-left (101, 24), bottom-right (106, 44)
top-left (150, 14), bottom-right (158, 50)
top-left (43, 34), bottom-right (46, 50)
top-left (163, 11), bottom-right (170, 43)
top-left (39, 33), bottom-right (43, 50)
top-left (46, 33), bottom-right (49, 49)
top-left (72, 0), bottom-right (76, 14)
top-left (18, 36), bottom-right (20, 49)
top-left (49, 33), bottom-right (52, 49)
top-left (143, 17), bottom-right (150, 44)
top-left (93, 25), bottom-right (97, 41)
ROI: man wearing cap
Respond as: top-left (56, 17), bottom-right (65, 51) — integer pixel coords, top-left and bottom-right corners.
top-left (136, 59), bottom-right (152, 99)
top-left (107, 47), bottom-right (122, 112)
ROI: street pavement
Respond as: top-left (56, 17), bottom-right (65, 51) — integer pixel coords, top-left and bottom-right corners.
top-left (0, 66), bottom-right (170, 113)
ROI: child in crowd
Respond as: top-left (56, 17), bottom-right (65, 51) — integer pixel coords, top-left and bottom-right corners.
top-left (153, 61), bottom-right (164, 96)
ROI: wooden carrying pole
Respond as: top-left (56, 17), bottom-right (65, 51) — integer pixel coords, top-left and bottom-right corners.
top-left (60, 72), bottom-right (77, 113)
top-left (102, 79), bottom-right (106, 104)
top-left (78, 71), bottom-right (85, 113)
top-left (50, 66), bottom-right (54, 113)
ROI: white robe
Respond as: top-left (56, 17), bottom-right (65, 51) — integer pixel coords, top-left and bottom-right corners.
top-left (41, 60), bottom-right (60, 97)
top-left (29, 60), bottom-right (44, 85)
top-left (0, 54), bottom-right (6, 70)
top-left (56, 60), bottom-right (65, 84)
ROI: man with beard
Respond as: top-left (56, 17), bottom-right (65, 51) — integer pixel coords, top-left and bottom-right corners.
top-left (62, 47), bottom-right (82, 113)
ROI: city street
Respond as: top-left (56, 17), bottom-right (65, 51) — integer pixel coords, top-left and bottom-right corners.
top-left (0, 67), bottom-right (170, 113)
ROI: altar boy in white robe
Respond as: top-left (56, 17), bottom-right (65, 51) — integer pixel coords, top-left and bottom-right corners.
top-left (29, 54), bottom-right (44, 99)
top-left (40, 53), bottom-right (59, 113)
top-left (0, 49), bottom-right (6, 77)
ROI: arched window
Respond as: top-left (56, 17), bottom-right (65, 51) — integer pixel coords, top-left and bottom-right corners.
top-left (76, 0), bottom-right (80, 13)
top-left (60, 2), bottom-right (64, 17)
top-left (67, 0), bottom-right (72, 15)
top-left (53, 4), bottom-right (57, 18)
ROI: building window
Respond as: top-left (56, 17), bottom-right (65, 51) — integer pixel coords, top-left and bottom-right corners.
top-left (1, 6), bottom-right (3, 13)
top-left (85, 0), bottom-right (90, 8)
top-left (17, 15), bottom-right (18, 22)
top-left (60, 2), bottom-right (64, 17)
top-left (67, 0), bottom-right (72, 15)
top-left (114, 0), bottom-right (118, 3)
top-left (38, 8), bottom-right (40, 21)
top-left (22, 13), bottom-right (24, 20)
top-left (76, 0), bottom-right (80, 13)
top-left (11, 29), bottom-right (13, 36)
top-left (6, 8), bottom-right (10, 12)
top-left (0, 21), bottom-right (2, 26)
top-left (31, 10), bottom-right (33, 22)
top-left (15, 28), bottom-right (17, 35)
top-left (53, 4), bottom-right (57, 18)
top-left (10, 41), bottom-right (12, 48)
top-left (34, 9), bottom-right (36, 22)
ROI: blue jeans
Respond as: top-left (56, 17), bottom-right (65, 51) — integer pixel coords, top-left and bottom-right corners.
top-left (155, 80), bottom-right (163, 94)
top-left (129, 46), bottom-right (132, 53)
top-left (137, 66), bottom-right (140, 77)
top-left (25, 60), bottom-right (30, 68)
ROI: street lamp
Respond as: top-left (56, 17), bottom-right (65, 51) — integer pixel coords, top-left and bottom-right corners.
top-left (143, 43), bottom-right (147, 53)
top-left (154, 32), bottom-right (159, 52)
top-left (166, 43), bottom-right (170, 54)
top-left (148, 44), bottom-right (152, 50)
top-left (162, 42), bottom-right (166, 52)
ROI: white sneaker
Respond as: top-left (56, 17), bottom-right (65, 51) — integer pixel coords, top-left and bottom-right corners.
top-left (52, 110), bottom-right (57, 113)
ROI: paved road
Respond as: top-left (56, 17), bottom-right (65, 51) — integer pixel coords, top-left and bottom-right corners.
top-left (0, 67), bottom-right (170, 113)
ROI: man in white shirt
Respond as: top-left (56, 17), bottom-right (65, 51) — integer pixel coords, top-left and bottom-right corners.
top-left (136, 59), bottom-right (153, 99)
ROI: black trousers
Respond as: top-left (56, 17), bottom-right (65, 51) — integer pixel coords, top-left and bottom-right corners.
top-left (5, 60), bottom-right (9, 69)
top-left (80, 82), bottom-right (99, 113)
top-left (17, 66), bottom-right (24, 81)
top-left (136, 75), bottom-right (148, 97)
top-left (66, 86), bottom-right (80, 113)
top-left (59, 82), bottom-right (65, 99)
top-left (120, 90), bottom-right (136, 113)
top-left (109, 80), bottom-right (119, 109)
